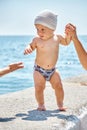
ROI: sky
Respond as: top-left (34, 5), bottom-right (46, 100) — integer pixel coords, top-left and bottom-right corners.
top-left (0, 0), bottom-right (87, 35)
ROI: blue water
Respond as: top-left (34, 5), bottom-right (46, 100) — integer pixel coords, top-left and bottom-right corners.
top-left (0, 35), bottom-right (87, 95)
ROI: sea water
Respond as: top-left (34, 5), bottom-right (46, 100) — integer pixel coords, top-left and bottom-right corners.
top-left (0, 35), bottom-right (87, 95)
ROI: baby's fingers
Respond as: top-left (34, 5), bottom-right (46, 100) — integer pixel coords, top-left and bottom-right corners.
top-left (24, 49), bottom-right (32, 55)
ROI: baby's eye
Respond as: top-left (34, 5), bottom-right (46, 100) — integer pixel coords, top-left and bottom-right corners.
top-left (41, 28), bottom-right (45, 32)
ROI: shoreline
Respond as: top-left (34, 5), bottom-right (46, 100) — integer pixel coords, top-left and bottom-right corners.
top-left (0, 73), bottom-right (87, 130)
top-left (0, 72), bottom-right (87, 96)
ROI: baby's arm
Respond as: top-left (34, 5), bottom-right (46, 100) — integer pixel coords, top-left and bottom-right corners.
top-left (58, 23), bottom-right (75, 45)
top-left (24, 38), bottom-right (37, 55)
top-left (58, 34), bottom-right (71, 46)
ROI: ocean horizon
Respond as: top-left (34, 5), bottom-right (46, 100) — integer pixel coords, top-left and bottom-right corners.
top-left (0, 35), bottom-right (87, 95)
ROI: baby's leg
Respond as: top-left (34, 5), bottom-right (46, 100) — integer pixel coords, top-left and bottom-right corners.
top-left (33, 71), bottom-right (46, 111)
top-left (50, 71), bottom-right (66, 111)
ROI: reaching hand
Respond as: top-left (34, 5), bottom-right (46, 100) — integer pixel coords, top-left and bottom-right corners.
top-left (0, 62), bottom-right (24, 77)
top-left (9, 62), bottom-right (24, 72)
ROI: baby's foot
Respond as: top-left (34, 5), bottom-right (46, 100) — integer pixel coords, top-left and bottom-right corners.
top-left (58, 107), bottom-right (67, 111)
top-left (37, 104), bottom-right (46, 111)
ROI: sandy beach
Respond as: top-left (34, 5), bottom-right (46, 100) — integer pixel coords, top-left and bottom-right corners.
top-left (0, 73), bottom-right (87, 130)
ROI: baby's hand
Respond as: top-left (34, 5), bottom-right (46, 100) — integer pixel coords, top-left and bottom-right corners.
top-left (65, 23), bottom-right (76, 39)
top-left (24, 45), bottom-right (33, 55)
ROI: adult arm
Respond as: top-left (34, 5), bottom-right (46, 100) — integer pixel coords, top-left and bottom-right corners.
top-left (0, 62), bottom-right (24, 77)
top-left (65, 23), bottom-right (87, 70)
top-left (72, 35), bottom-right (87, 70)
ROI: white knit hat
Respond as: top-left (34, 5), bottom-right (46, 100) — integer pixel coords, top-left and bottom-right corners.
top-left (34, 10), bottom-right (57, 30)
